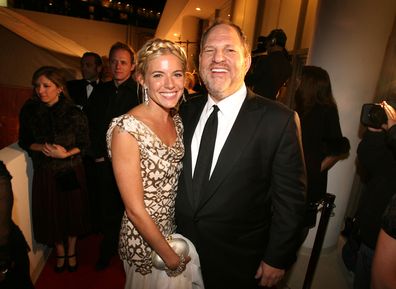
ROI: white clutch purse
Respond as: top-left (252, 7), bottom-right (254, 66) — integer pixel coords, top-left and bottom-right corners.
top-left (151, 235), bottom-right (190, 270)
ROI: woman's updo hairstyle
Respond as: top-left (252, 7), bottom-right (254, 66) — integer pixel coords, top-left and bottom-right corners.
top-left (135, 38), bottom-right (187, 79)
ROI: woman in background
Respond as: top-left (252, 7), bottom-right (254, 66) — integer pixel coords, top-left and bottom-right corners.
top-left (295, 65), bottom-right (350, 228)
top-left (18, 66), bottom-right (90, 273)
top-left (107, 38), bottom-right (203, 289)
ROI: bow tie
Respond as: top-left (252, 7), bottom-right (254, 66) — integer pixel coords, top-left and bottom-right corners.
top-left (86, 80), bottom-right (97, 87)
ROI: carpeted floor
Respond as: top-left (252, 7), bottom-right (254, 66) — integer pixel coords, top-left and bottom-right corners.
top-left (35, 234), bottom-right (125, 289)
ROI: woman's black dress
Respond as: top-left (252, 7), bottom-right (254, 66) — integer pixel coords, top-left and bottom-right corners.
top-left (18, 97), bottom-right (91, 245)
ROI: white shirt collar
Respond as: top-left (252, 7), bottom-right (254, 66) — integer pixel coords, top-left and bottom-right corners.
top-left (206, 84), bottom-right (247, 116)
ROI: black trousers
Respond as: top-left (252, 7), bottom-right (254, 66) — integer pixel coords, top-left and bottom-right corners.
top-left (94, 160), bottom-right (124, 259)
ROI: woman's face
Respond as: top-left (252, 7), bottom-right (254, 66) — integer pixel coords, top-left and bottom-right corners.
top-left (143, 53), bottom-right (185, 110)
top-left (34, 75), bottom-right (62, 106)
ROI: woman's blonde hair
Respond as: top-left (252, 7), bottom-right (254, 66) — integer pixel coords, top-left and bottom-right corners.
top-left (135, 38), bottom-right (187, 79)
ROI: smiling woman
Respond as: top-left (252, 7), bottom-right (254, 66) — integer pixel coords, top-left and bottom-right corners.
top-left (106, 38), bottom-right (204, 289)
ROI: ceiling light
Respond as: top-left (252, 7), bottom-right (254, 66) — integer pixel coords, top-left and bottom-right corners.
top-left (195, 7), bottom-right (201, 11)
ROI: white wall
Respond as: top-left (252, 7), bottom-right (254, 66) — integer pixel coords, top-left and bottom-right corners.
top-left (303, 0), bottom-right (396, 249)
top-left (0, 144), bottom-right (50, 282)
top-left (231, 0), bottom-right (258, 49)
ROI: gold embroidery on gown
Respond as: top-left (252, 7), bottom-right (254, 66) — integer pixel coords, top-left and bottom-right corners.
top-left (107, 113), bottom-right (184, 275)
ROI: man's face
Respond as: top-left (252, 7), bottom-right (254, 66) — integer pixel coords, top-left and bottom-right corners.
top-left (110, 49), bottom-right (135, 85)
top-left (199, 24), bottom-right (251, 101)
top-left (81, 55), bottom-right (101, 81)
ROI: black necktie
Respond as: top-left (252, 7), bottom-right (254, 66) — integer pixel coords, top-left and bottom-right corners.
top-left (192, 105), bottom-right (219, 205)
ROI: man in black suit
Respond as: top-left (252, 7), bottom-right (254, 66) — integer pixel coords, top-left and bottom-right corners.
top-left (67, 52), bottom-right (103, 110)
top-left (67, 52), bottom-right (103, 234)
top-left (85, 42), bottom-right (140, 270)
top-left (245, 29), bottom-right (292, 100)
top-left (176, 21), bottom-right (306, 289)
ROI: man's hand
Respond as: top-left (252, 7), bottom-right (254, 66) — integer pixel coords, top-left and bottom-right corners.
top-left (255, 261), bottom-right (285, 287)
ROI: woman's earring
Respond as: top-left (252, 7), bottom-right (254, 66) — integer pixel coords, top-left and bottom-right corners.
top-left (143, 87), bottom-right (149, 105)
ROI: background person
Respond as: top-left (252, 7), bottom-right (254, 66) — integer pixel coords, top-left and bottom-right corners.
top-left (245, 28), bottom-right (292, 100)
top-left (371, 193), bottom-right (396, 289)
top-left (0, 160), bottom-right (34, 289)
top-left (67, 51), bottom-right (103, 233)
top-left (176, 21), bottom-right (306, 289)
top-left (294, 65), bottom-right (350, 228)
top-left (107, 38), bottom-right (203, 289)
top-left (18, 66), bottom-right (91, 273)
top-left (86, 42), bottom-right (141, 270)
top-left (370, 100), bottom-right (396, 289)
top-left (67, 52), bottom-right (103, 111)
top-left (353, 99), bottom-right (396, 289)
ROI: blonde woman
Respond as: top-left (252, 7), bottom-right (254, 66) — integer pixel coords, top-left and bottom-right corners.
top-left (107, 39), bottom-right (204, 289)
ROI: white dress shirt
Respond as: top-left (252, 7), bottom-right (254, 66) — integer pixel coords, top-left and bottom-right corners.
top-left (191, 84), bottom-right (247, 177)
top-left (86, 79), bottom-right (99, 98)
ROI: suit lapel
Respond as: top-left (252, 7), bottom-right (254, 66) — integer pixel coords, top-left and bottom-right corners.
top-left (196, 91), bottom-right (267, 211)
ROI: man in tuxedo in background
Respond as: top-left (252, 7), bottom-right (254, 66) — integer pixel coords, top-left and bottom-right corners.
top-left (176, 21), bottom-right (307, 289)
top-left (67, 52), bottom-right (103, 234)
top-left (67, 52), bottom-right (103, 110)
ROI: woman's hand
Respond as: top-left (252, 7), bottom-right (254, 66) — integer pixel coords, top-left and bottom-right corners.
top-left (165, 254), bottom-right (191, 277)
top-left (42, 143), bottom-right (69, 159)
top-left (165, 254), bottom-right (191, 270)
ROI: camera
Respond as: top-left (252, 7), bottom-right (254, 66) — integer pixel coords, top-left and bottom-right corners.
top-left (360, 100), bottom-right (396, 129)
top-left (360, 103), bottom-right (387, 129)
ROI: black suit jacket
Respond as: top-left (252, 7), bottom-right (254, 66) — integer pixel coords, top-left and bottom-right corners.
top-left (175, 89), bottom-right (306, 289)
top-left (85, 77), bottom-right (139, 158)
top-left (67, 79), bottom-right (102, 110)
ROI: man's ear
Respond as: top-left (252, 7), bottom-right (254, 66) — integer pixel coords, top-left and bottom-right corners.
top-left (244, 55), bottom-right (252, 75)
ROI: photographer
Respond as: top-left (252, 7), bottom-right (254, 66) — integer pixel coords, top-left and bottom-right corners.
top-left (245, 29), bottom-right (292, 100)
top-left (371, 101), bottom-right (396, 289)
top-left (354, 100), bottom-right (396, 289)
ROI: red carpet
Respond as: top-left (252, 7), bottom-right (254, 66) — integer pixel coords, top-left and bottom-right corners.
top-left (35, 234), bottom-right (125, 289)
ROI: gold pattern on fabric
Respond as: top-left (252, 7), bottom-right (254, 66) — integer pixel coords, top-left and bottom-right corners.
top-left (107, 114), bottom-right (184, 275)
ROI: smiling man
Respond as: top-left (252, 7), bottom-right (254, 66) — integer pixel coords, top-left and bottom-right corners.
top-left (175, 21), bottom-right (307, 289)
